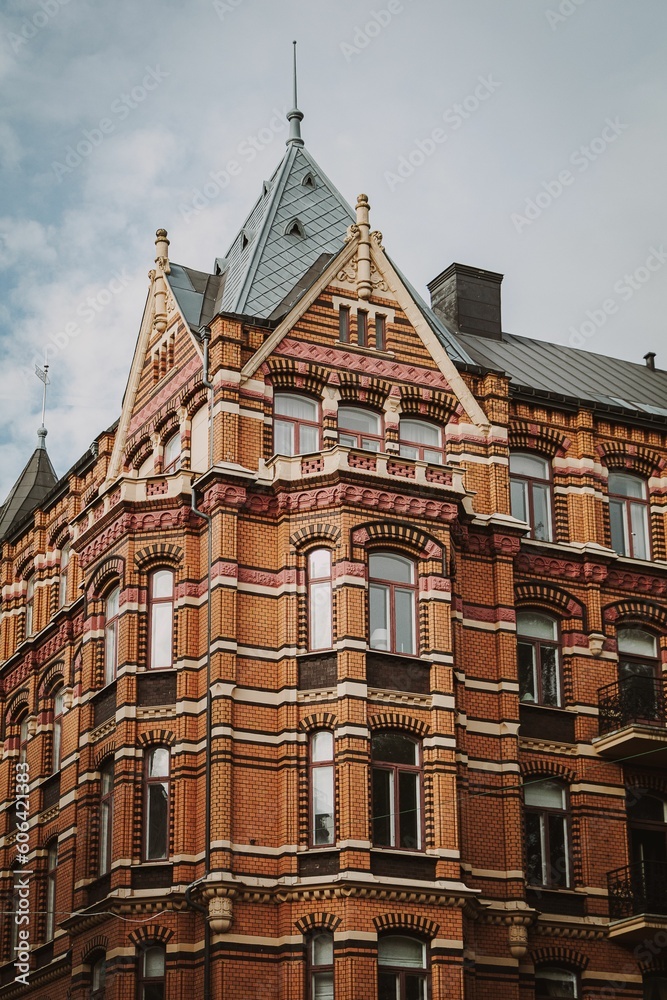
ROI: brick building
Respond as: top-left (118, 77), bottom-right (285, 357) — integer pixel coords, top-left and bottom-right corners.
top-left (2, 101), bottom-right (667, 1000)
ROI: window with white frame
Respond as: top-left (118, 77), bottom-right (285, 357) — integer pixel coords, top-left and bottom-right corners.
top-left (609, 471), bottom-right (651, 559)
top-left (274, 393), bottom-right (320, 456)
top-left (524, 779), bottom-right (570, 887)
top-left (338, 406), bottom-right (382, 452)
top-left (509, 452), bottom-right (553, 541)
top-left (399, 419), bottom-right (444, 465)
top-left (378, 936), bottom-right (428, 1000)
top-left (369, 553), bottom-right (417, 655)
top-left (308, 549), bottom-right (332, 651)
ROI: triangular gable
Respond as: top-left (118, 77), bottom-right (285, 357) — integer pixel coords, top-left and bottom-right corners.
top-left (240, 233), bottom-right (490, 430)
top-left (218, 145), bottom-right (354, 319)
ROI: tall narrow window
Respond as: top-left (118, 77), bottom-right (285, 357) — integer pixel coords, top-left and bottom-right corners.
top-left (517, 611), bottom-right (561, 706)
top-left (309, 731), bottom-right (335, 846)
top-left (45, 840), bottom-right (57, 941)
top-left (338, 305), bottom-right (350, 344)
top-left (138, 945), bottom-right (166, 1000)
top-left (369, 553), bottom-right (417, 655)
top-left (148, 570), bottom-right (174, 669)
top-left (91, 953), bottom-right (107, 1000)
top-left (18, 714), bottom-right (29, 764)
top-left (25, 576), bottom-right (35, 637)
top-left (617, 627), bottom-right (661, 723)
top-left (58, 541), bottom-right (70, 608)
top-left (308, 932), bottom-right (334, 1000)
top-left (375, 313), bottom-right (386, 351)
top-left (509, 452), bottom-right (553, 541)
top-left (52, 686), bottom-right (64, 772)
top-left (399, 419), bottom-right (444, 465)
top-left (609, 471), bottom-right (651, 559)
top-left (274, 394), bottom-right (320, 456)
top-left (378, 936), bottom-right (428, 1000)
top-left (535, 967), bottom-right (578, 999)
top-left (189, 405), bottom-right (209, 472)
top-left (145, 747), bottom-right (170, 861)
top-left (308, 549), bottom-right (332, 651)
top-left (338, 406), bottom-right (383, 452)
top-left (524, 779), bottom-right (570, 887)
top-left (162, 432), bottom-right (181, 474)
top-left (372, 733), bottom-right (422, 850)
top-left (357, 309), bottom-right (368, 347)
top-left (104, 585), bottom-right (120, 685)
top-left (9, 876), bottom-right (21, 956)
top-left (99, 759), bottom-right (114, 876)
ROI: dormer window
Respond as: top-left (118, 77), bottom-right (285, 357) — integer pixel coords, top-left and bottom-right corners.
top-left (241, 231), bottom-right (250, 250)
top-left (285, 217), bottom-right (306, 238)
top-left (302, 172), bottom-right (316, 190)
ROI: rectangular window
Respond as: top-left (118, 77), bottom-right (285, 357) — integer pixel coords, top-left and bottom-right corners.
top-left (338, 305), bottom-right (350, 343)
top-left (145, 748), bottom-right (170, 861)
top-left (309, 550), bottom-right (332, 651)
top-left (375, 314), bottom-right (386, 350)
top-left (310, 732), bottom-right (335, 846)
top-left (510, 478), bottom-right (528, 524)
top-left (532, 483), bottom-right (552, 541)
top-left (99, 762), bottom-right (114, 876)
top-left (630, 502), bottom-right (649, 560)
top-left (149, 571), bottom-right (174, 669)
top-left (274, 418), bottom-right (295, 456)
top-left (609, 499), bottom-right (627, 555)
top-left (104, 621), bottom-right (117, 685)
top-left (394, 589), bottom-right (416, 655)
top-left (372, 768), bottom-right (393, 846)
top-left (357, 310), bottom-right (367, 347)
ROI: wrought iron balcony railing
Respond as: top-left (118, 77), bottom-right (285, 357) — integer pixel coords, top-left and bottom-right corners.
top-left (607, 860), bottom-right (667, 921)
top-left (598, 676), bottom-right (665, 736)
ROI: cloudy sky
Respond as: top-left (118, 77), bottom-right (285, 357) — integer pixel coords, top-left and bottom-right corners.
top-left (1, 0), bottom-right (666, 500)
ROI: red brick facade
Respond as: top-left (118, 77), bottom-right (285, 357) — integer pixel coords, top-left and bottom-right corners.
top-left (1, 191), bottom-right (667, 1000)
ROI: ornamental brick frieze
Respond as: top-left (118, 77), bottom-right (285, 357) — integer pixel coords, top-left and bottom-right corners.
top-left (605, 567), bottom-right (667, 598)
top-left (514, 551), bottom-right (609, 583)
top-left (78, 506), bottom-right (193, 568)
top-left (275, 337), bottom-right (453, 392)
top-left (243, 484), bottom-right (459, 522)
top-left (463, 531), bottom-right (522, 557)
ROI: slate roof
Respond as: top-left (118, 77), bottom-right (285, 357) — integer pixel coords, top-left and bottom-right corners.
top-left (216, 143), bottom-right (355, 318)
top-left (0, 436), bottom-right (58, 541)
top-left (457, 331), bottom-right (667, 418)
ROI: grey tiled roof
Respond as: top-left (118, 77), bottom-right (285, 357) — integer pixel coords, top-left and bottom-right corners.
top-left (0, 442), bottom-right (58, 541)
top-left (218, 145), bottom-right (354, 318)
top-left (457, 331), bottom-right (667, 417)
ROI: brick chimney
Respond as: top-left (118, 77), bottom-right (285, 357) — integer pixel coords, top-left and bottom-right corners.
top-left (427, 262), bottom-right (503, 340)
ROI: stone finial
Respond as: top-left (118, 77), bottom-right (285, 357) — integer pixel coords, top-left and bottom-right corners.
top-left (153, 228), bottom-right (170, 333)
top-left (355, 193), bottom-right (372, 300)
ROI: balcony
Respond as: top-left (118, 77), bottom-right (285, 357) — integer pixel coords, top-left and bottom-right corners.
top-left (593, 676), bottom-right (667, 764)
top-left (607, 860), bottom-right (667, 942)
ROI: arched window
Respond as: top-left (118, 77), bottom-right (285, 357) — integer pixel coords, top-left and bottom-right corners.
top-left (338, 406), bottom-right (382, 452)
top-left (148, 569), bottom-right (174, 669)
top-left (138, 944), bottom-right (166, 1000)
top-left (309, 731), bottom-right (335, 847)
top-left (617, 627), bottom-right (661, 722)
top-left (99, 758), bottom-right (114, 876)
top-left (138, 453), bottom-right (154, 478)
top-left (51, 685), bottom-right (64, 772)
top-left (90, 952), bottom-right (107, 1000)
top-left (609, 471), bottom-right (650, 559)
top-left (274, 393), bottom-right (320, 456)
top-left (627, 789), bottom-right (667, 866)
top-left (308, 549), bottom-right (332, 651)
top-left (535, 966), bottom-right (579, 998)
top-left (144, 747), bottom-right (170, 861)
top-left (104, 585), bottom-right (120, 685)
top-left (25, 575), bottom-right (35, 637)
top-left (162, 431), bottom-right (181, 474)
top-left (189, 404), bottom-right (209, 472)
top-left (517, 611), bottom-right (561, 706)
top-left (369, 552), bottom-right (417, 655)
top-left (45, 840), bottom-right (58, 941)
top-left (509, 452), bottom-right (553, 541)
top-left (307, 931), bottom-right (334, 1000)
top-left (58, 541), bottom-right (70, 608)
top-left (524, 779), bottom-right (570, 887)
top-left (378, 935), bottom-right (428, 1000)
top-left (372, 732), bottom-right (422, 850)
top-left (398, 419), bottom-right (444, 465)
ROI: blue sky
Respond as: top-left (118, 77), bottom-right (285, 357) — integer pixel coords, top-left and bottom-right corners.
top-left (1, 0), bottom-right (666, 499)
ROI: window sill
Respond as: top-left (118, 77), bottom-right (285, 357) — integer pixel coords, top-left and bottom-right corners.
top-left (335, 341), bottom-right (395, 360)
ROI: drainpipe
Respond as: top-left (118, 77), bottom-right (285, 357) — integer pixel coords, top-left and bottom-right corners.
top-left (186, 324), bottom-right (214, 1000)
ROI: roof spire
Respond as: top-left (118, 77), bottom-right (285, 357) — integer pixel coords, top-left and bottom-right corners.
top-left (34, 363), bottom-right (50, 449)
top-left (286, 40), bottom-right (304, 147)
